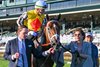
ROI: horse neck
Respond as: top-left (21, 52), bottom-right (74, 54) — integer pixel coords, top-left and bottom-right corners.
top-left (44, 28), bottom-right (51, 43)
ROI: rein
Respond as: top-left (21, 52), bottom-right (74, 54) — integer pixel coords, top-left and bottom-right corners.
top-left (40, 14), bottom-right (62, 67)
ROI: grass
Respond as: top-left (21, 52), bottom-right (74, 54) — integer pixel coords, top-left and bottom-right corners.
top-left (0, 58), bottom-right (9, 67)
top-left (53, 61), bottom-right (70, 67)
top-left (0, 57), bottom-right (70, 67)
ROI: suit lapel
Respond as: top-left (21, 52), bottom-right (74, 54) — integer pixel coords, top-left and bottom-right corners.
top-left (25, 39), bottom-right (29, 57)
top-left (11, 38), bottom-right (19, 54)
top-left (15, 38), bottom-right (19, 52)
top-left (25, 39), bottom-right (28, 52)
top-left (25, 39), bottom-right (30, 67)
top-left (14, 38), bottom-right (19, 66)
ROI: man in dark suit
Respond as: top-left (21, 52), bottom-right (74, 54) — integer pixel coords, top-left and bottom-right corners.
top-left (4, 25), bottom-right (54, 67)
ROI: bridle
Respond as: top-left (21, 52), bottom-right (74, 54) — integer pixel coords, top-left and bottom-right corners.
top-left (45, 20), bottom-right (60, 47)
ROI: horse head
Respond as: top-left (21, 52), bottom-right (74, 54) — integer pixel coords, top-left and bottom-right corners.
top-left (43, 14), bottom-right (61, 47)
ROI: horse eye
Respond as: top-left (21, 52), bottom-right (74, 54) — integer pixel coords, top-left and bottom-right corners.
top-left (48, 27), bottom-right (50, 30)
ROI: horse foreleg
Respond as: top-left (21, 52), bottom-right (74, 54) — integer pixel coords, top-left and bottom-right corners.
top-left (31, 54), bottom-right (37, 67)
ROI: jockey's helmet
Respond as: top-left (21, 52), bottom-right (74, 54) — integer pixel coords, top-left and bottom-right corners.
top-left (35, 0), bottom-right (47, 9)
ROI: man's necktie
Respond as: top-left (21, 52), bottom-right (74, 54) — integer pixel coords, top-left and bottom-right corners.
top-left (22, 41), bottom-right (28, 67)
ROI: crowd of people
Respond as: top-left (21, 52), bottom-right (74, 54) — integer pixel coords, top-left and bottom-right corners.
top-left (3, 0), bottom-right (99, 67)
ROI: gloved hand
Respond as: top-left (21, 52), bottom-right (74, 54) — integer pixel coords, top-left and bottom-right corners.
top-left (27, 31), bottom-right (38, 40)
top-left (28, 31), bottom-right (38, 37)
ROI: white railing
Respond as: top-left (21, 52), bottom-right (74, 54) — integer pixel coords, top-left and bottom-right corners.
top-left (0, 46), bottom-right (5, 53)
top-left (0, 31), bottom-right (16, 54)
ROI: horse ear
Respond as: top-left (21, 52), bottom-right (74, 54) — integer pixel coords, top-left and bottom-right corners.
top-left (46, 14), bottom-right (49, 21)
top-left (57, 14), bottom-right (61, 21)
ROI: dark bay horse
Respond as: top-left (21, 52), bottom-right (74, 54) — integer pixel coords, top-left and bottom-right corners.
top-left (35, 14), bottom-right (61, 67)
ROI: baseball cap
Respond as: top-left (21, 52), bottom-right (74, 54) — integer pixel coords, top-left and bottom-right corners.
top-left (85, 32), bottom-right (93, 37)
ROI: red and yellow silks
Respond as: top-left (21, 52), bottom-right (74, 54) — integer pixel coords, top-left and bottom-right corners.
top-left (24, 10), bottom-right (45, 32)
top-left (30, 18), bottom-right (42, 32)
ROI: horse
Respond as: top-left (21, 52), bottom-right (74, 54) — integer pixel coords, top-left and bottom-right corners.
top-left (35, 14), bottom-right (62, 67)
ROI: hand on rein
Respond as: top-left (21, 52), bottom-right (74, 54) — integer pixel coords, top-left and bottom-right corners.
top-left (49, 47), bottom-right (55, 54)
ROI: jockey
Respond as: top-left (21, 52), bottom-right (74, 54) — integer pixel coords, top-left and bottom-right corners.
top-left (17, 0), bottom-right (47, 40)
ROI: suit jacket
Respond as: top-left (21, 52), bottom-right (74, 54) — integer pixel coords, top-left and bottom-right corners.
top-left (4, 37), bottom-right (43, 67)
